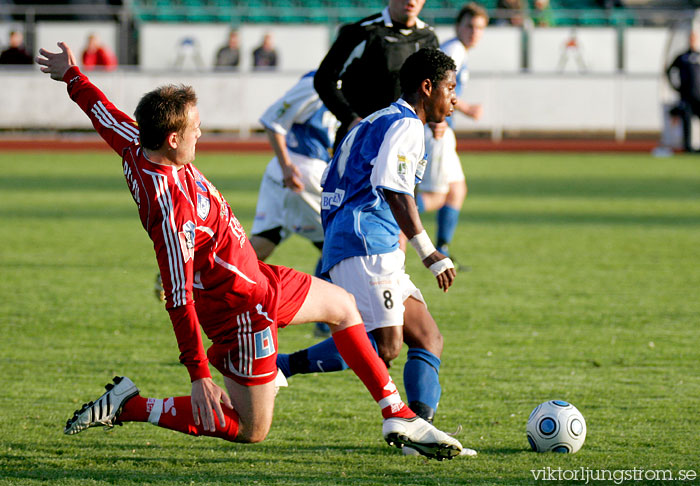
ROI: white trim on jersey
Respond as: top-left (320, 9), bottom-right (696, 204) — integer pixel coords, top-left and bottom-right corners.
top-left (339, 40), bottom-right (367, 78)
top-left (212, 253), bottom-right (257, 285)
top-left (146, 169), bottom-right (187, 307)
top-left (196, 225), bottom-right (214, 238)
top-left (91, 101), bottom-right (139, 143)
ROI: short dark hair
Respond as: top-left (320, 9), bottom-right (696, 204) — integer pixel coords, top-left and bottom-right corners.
top-left (399, 48), bottom-right (456, 96)
top-left (456, 2), bottom-right (489, 25)
top-left (134, 85), bottom-right (197, 150)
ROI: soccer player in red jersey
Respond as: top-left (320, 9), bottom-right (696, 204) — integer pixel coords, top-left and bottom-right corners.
top-left (37, 42), bottom-right (462, 460)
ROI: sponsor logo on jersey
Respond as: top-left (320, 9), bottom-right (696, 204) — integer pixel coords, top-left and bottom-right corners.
top-left (397, 154), bottom-right (408, 176)
top-left (229, 215), bottom-right (247, 247)
top-left (178, 220), bottom-right (196, 262)
top-left (254, 326), bottom-right (276, 359)
top-left (276, 101), bottom-right (291, 119)
top-left (416, 154), bottom-right (427, 181)
top-left (122, 161), bottom-right (141, 207)
top-left (321, 188), bottom-right (345, 210)
top-left (197, 193), bottom-right (210, 220)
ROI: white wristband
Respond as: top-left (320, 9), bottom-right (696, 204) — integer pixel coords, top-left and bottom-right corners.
top-left (409, 230), bottom-right (436, 260)
top-left (429, 258), bottom-right (455, 277)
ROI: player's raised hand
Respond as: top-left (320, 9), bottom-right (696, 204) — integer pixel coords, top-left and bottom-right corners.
top-left (36, 42), bottom-right (77, 81)
top-left (191, 377), bottom-right (233, 432)
top-left (422, 251), bottom-right (456, 292)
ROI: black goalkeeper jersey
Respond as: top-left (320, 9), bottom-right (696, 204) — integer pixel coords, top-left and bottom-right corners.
top-left (314, 7), bottom-right (439, 128)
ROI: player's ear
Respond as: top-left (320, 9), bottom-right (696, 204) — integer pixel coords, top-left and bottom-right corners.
top-left (165, 131), bottom-right (179, 150)
top-left (419, 78), bottom-right (433, 98)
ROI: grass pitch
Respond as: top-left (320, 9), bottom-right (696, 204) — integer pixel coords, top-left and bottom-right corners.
top-left (0, 150), bottom-right (698, 485)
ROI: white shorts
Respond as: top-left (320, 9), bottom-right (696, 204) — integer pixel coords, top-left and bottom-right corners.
top-left (420, 125), bottom-right (465, 194)
top-left (329, 249), bottom-right (426, 332)
top-left (251, 152), bottom-right (326, 243)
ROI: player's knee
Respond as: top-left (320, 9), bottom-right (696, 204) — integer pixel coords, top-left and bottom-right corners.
top-left (335, 287), bottom-right (360, 323)
top-left (236, 423), bottom-right (270, 443)
top-left (376, 339), bottom-right (402, 364)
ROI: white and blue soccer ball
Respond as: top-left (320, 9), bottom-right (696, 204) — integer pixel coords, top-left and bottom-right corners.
top-left (526, 400), bottom-right (586, 453)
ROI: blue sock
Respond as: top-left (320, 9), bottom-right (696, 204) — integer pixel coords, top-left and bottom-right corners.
top-left (415, 192), bottom-right (425, 214)
top-left (403, 348), bottom-right (441, 422)
top-left (313, 256), bottom-right (331, 335)
top-left (277, 332), bottom-right (378, 377)
top-left (436, 205), bottom-right (460, 251)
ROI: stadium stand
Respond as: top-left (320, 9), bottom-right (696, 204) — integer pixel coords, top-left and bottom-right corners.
top-left (126, 0), bottom-right (630, 25)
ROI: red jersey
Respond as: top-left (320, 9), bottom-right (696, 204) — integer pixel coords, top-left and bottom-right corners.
top-left (82, 47), bottom-right (117, 71)
top-left (64, 66), bottom-right (272, 382)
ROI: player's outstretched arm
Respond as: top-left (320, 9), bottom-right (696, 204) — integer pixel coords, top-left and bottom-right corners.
top-left (36, 42), bottom-right (77, 81)
top-left (383, 189), bottom-right (456, 292)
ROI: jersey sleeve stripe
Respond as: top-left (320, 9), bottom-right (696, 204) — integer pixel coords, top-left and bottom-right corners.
top-left (91, 102), bottom-right (138, 143)
top-left (150, 172), bottom-right (188, 307)
top-left (120, 120), bottom-right (140, 139)
top-left (96, 100), bottom-right (135, 135)
top-left (93, 101), bottom-right (138, 142)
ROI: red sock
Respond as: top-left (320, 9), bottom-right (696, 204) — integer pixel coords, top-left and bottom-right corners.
top-left (120, 395), bottom-right (239, 441)
top-left (332, 325), bottom-right (415, 420)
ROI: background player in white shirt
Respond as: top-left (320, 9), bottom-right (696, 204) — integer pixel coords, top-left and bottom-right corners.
top-left (251, 71), bottom-right (337, 261)
top-left (251, 72), bottom-right (339, 336)
top-left (418, 3), bottom-right (488, 262)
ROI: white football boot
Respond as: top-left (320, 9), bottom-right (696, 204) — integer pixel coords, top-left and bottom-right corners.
top-left (383, 416), bottom-right (462, 460)
top-left (403, 444), bottom-right (477, 457)
top-left (64, 376), bottom-right (139, 435)
top-left (403, 423), bottom-right (477, 457)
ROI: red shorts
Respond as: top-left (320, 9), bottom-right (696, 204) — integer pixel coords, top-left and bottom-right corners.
top-left (205, 263), bottom-right (311, 386)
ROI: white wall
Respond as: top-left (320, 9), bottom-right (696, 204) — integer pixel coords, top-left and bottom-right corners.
top-left (529, 27), bottom-right (618, 73)
top-left (624, 27), bottom-right (670, 74)
top-left (1, 70), bottom-right (662, 138)
top-left (434, 25), bottom-right (522, 73)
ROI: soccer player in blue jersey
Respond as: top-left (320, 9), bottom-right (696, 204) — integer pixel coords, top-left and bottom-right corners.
top-left (418, 3), bottom-right (488, 262)
top-left (250, 72), bottom-right (339, 336)
top-left (277, 48), bottom-right (477, 456)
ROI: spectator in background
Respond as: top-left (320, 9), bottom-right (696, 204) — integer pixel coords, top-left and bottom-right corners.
top-left (666, 31), bottom-right (700, 153)
top-left (215, 30), bottom-right (240, 69)
top-left (81, 33), bottom-right (117, 71)
top-left (0, 30), bottom-right (33, 65)
top-left (531, 0), bottom-right (554, 27)
top-left (495, 0), bottom-right (524, 26)
top-left (252, 33), bottom-right (278, 70)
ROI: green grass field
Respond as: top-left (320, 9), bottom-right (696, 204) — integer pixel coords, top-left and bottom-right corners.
top-left (1, 150), bottom-right (699, 485)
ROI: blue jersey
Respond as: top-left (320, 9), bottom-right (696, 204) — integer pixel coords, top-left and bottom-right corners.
top-left (320, 99), bottom-right (427, 273)
top-left (259, 71), bottom-right (338, 162)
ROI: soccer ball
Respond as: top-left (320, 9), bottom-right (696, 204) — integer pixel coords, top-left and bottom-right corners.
top-left (526, 400), bottom-right (586, 453)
